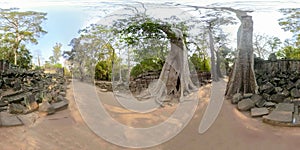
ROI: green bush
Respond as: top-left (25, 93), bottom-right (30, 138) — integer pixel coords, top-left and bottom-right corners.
top-left (95, 60), bottom-right (111, 81)
top-left (190, 53), bottom-right (210, 72)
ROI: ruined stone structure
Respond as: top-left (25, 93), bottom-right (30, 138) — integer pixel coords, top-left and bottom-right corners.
top-left (232, 59), bottom-right (300, 127)
top-left (0, 60), bottom-right (14, 72)
top-left (0, 60), bottom-right (68, 127)
top-left (129, 71), bottom-right (211, 94)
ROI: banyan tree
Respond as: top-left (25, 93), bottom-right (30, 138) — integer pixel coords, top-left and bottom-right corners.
top-left (122, 21), bottom-right (198, 104)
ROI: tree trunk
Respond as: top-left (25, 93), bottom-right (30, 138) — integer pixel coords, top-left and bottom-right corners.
top-left (225, 14), bottom-right (257, 97)
top-left (216, 50), bottom-right (223, 78)
top-left (208, 28), bottom-right (219, 81)
top-left (138, 28), bottom-right (198, 104)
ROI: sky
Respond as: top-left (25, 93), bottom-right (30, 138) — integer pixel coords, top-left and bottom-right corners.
top-left (0, 0), bottom-right (299, 65)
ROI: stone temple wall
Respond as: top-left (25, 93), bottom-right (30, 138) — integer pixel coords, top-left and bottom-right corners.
top-left (129, 71), bottom-right (211, 93)
top-left (255, 59), bottom-right (300, 73)
top-left (0, 60), bottom-right (12, 72)
top-left (233, 59), bottom-right (300, 126)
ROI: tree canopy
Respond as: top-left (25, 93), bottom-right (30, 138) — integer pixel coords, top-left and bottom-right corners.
top-left (0, 8), bottom-right (47, 68)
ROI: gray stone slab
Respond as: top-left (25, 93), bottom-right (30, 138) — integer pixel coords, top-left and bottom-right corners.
top-left (51, 100), bottom-right (68, 111)
top-left (275, 103), bottom-right (294, 112)
top-left (237, 98), bottom-right (255, 111)
top-left (264, 102), bottom-right (276, 107)
top-left (0, 112), bottom-right (23, 127)
top-left (17, 112), bottom-right (38, 126)
top-left (251, 107), bottom-right (269, 117)
top-left (263, 111), bottom-right (293, 123)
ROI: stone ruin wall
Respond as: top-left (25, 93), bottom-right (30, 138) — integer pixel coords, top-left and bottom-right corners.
top-left (0, 60), bottom-right (14, 72)
top-left (255, 59), bottom-right (300, 73)
top-left (0, 60), bottom-right (69, 127)
top-left (129, 71), bottom-right (211, 93)
top-left (232, 59), bottom-right (300, 126)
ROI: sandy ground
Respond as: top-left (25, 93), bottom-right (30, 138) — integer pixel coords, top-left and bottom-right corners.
top-left (1, 81), bottom-right (300, 150)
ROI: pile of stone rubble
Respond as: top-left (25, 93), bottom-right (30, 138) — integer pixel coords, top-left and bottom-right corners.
top-left (0, 68), bottom-right (69, 127)
top-left (232, 69), bottom-right (300, 126)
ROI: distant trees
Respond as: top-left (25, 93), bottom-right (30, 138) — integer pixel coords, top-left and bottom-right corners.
top-left (63, 24), bottom-right (118, 81)
top-left (0, 8), bottom-right (47, 68)
top-left (200, 10), bottom-right (237, 81)
top-left (253, 33), bottom-right (282, 59)
top-left (49, 43), bottom-right (62, 65)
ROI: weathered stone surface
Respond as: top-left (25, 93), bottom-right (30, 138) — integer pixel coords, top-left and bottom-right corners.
top-left (56, 95), bottom-right (65, 102)
top-left (8, 103), bottom-right (26, 114)
top-left (95, 81), bottom-right (113, 91)
top-left (263, 111), bottom-right (293, 123)
top-left (268, 53), bottom-right (277, 61)
top-left (262, 93), bottom-right (271, 101)
top-left (17, 112), bottom-right (38, 126)
top-left (264, 102), bottom-right (276, 107)
top-left (281, 89), bottom-right (290, 97)
top-left (237, 99), bottom-right (255, 111)
top-left (275, 103), bottom-right (294, 112)
top-left (256, 99), bottom-right (266, 108)
top-left (269, 94), bottom-right (287, 103)
top-left (291, 88), bottom-right (300, 98)
top-left (275, 87), bottom-right (283, 93)
top-left (51, 100), bottom-right (68, 111)
top-left (0, 112), bottom-right (23, 126)
top-left (243, 93), bottom-right (253, 98)
top-left (13, 79), bottom-right (22, 91)
top-left (259, 82), bottom-right (274, 94)
top-left (25, 101), bottom-right (39, 113)
top-left (59, 92), bottom-right (66, 97)
top-left (251, 94), bottom-right (265, 107)
top-left (38, 101), bottom-right (55, 115)
top-left (251, 107), bottom-right (269, 117)
top-left (0, 101), bottom-right (8, 107)
top-left (232, 93), bottom-right (243, 104)
top-left (286, 82), bottom-right (295, 90)
top-left (0, 66), bottom-right (67, 114)
top-left (99, 88), bottom-right (108, 92)
top-left (283, 97), bottom-right (292, 103)
top-left (295, 79), bottom-right (300, 89)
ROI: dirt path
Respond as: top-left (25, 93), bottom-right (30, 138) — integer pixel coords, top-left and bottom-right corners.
top-left (1, 81), bottom-right (300, 150)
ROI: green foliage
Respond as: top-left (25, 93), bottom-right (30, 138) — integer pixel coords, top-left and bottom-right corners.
top-left (190, 53), bottom-right (210, 72)
top-left (64, 24), bottom-right (119, 81)
top-left (130, 57), bottom-right (164, 78)
top-left (276, 46), bottom-right (300, 59)
top-left (33, 65), bottom-right (43, 70)
top-left (0, 8), bottom-right (47, 66)
top-left (50, 43), bottom-right (62, 64)
top-left (53, 63), bottom-right (63, 69)
top-left (95, 61), bottom-right (110, 81)
top-left (64, 68), bottom-right (72, 78)
top-left (278, 8), bottom-right (300, 46)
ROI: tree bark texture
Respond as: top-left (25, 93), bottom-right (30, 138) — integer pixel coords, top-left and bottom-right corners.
top-left (225, 15), bottom-right (257, 97)
top-left (208, 28), bottom-right (219, 81)
top-left (138, 28), bottom-right (198, 104)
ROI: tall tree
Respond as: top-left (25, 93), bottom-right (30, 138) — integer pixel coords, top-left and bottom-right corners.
top-left (64, 24), bottom-right (118, 81)
top-left (197, 10), bottom-right (237, 81)
top-left (49, 42), bottom-right (62, 64)
top-left (121, 18), bottom-right (198, 103)
top-left (253, 33), bottom-right (271, 59)
top-left (267, 36), bottom-right (282, 52)
top-left (253, 33), bottom-right (282, 59)
top-left (225, 10), bottom-right (257, 97)
top-left (0, 8), bottom-right (47, 66)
